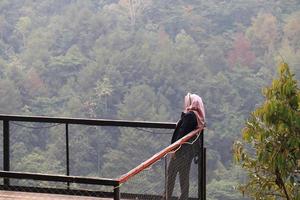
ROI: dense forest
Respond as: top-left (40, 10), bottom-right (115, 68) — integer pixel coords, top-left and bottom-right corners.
top-left (0, 0), bottom-right (300, 199)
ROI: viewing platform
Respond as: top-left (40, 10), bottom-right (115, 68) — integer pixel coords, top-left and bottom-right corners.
top-left (0, 114), bottom-right (206, 200)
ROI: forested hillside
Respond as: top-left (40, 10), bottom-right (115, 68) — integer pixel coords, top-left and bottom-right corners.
top-left (0, 0), bottom-right (299, 199)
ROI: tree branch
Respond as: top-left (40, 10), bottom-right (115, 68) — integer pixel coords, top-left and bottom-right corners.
top-left (275, 168), bottom-right (290, 200)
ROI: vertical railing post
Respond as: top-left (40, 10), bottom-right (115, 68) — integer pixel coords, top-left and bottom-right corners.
top-left (3, 120), bottom-right (10, 187)
top-left (114, 184), bottom-right (120, 200)
top-left (165, 156), bottom-right (168, 200)
top-left (198, 131), bottom-right (205, 200)
top-left (66, 123), bottom-right (70, 188)
top-left (203, 147), bottom-right (206, 200)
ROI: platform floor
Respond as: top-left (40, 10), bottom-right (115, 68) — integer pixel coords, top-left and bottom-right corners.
top-left (0, 190), bottom-right (110, 200)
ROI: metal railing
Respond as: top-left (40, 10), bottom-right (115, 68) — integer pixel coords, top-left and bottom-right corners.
top-left (0, 114), bottom-right (206, 199)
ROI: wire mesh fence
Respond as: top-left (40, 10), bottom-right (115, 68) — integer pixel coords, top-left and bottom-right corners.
top-left (119, 135), bottom-right (201, 200)
top-left (119, 156), bottom-right (166, 197)
top-left (98, 127), bottom-right (171, 180)
top-left (0, 119), bottom-right (118, 198)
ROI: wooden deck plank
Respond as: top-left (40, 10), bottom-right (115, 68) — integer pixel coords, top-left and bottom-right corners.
top-left (0, 191), bottom-right (111, 200)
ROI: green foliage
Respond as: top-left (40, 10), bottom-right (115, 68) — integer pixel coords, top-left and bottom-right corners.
top-left (233, 62), bottom-right (300, 199)
top-left (0, 0), bottom-right (300, 198)
top-left (0, 79), bottom-right (22, 114)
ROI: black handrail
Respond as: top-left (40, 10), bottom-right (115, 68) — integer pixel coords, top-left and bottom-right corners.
top-left (0, 114), bottom-right (176, 128)
top-left (0, 170), bottom-right (118, 186)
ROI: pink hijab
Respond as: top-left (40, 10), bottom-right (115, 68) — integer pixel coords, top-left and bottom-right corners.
top-left (184, 93), bottom-right (206, 129)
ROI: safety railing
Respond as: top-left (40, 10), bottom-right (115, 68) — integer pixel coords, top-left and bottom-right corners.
top-left (0, 114), bottom-right (206, 199)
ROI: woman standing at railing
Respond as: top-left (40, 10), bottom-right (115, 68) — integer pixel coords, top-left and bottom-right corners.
top-left (166, 93), bottom-right (205, 200)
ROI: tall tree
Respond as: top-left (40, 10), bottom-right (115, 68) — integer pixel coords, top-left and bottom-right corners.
top-left (227, 33), bottom-right (256, 67)
top-left (246, 13), bottom-right (279, 55)
top-left (233, 62), bottom-right (300, 199)
top-left (283, 11), bottom-right (300, 51)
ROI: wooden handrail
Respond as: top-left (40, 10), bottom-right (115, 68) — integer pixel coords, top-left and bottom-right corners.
top-left (117, 128), bottom-right (203, 183)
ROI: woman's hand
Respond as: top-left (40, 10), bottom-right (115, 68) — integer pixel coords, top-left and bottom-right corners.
top-left (170, 152), bottom-right (176, 160)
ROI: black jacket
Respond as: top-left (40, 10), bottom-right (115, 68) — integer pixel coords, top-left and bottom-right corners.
top-left (171, 111), bottom-right (197, 144)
